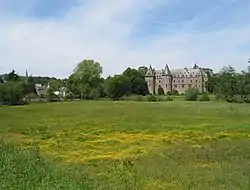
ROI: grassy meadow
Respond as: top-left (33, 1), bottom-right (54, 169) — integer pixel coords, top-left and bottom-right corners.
top-left (1, 100), bottom-right (250, 189)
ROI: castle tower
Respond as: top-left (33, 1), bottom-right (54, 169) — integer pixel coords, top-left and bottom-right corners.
top-left (145, 65), bottom-right (156, 95)
top-left (162, 64), bottom-right (173, 93)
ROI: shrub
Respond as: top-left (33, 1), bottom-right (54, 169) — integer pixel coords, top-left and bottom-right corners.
top-left (166, 96), bottom-right (174, 102)
top-left (215, 93), bottom-right (224, 101)
top-left (199, 93), bottom-right (211, 101)
top-left (135, 95), bottom-right (144, 101)
top-left (233, 95), bottom-right (244, 103)
top-left (146, 94), bottom-right (157, 102)
top-left (88, 89), bottom-right (100, 100)
top-left (0, 81), bottom-right (26, 106)
top-left (185, 88), bottom-right (199, 101)
top-left (157, 96), bottom-right (164, 102)
top-left (167, 89), bottom-right (179, 96)
top-left (122, 95), bottom-right (144, 102)
top-left (244, 95), bottom-right (250, 103)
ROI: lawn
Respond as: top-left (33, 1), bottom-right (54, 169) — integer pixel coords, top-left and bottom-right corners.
top-left (1, 101), bottom-right (250, 189)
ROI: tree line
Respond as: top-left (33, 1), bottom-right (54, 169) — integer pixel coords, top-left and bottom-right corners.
top-left (0, 60), bottom-right (149, 105)
top-left (0, 59), bottom-right (250, 105)
top-left (206, 66), bottom-right (250, 103)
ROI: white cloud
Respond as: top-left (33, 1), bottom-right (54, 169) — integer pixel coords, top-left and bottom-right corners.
top-left (0, 0), bottom-right (249, 78)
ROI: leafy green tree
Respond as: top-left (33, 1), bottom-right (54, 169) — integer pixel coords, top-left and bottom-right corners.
top-left (199, 93), bottom-right (210, 101)
top-left (105, 75), bottom-right (131, 100)
top-left (0, 82), bottom-right (25, 105)
top-left (67, 60), bottom-right (103, 99)
top-left (123, 68), bottom-right (148, 95)
top-left (23, 76), bottom-right (37, 95)
top-left (5, 70), bottom-right (20, 82)
top-left (138, 66), bottom-right (148, 75)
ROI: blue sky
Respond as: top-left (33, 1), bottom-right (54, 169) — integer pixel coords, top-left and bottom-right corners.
top-left (0, 0), bottom-right (249, 77)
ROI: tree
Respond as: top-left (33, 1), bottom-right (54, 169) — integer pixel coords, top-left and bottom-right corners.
top-left (0, 81), bottom-right (26, 105)
top-left (138, 66), bottom-right (148, 75)
top-left (185, 88), bottom-right (199, 101)
top-left (0, 77), bottom-right (4, 83)
top-left (23, 76), bottom-right (37, 95)
top-left (67, 60), bottom-right (103, 99)
top-left (5, 70), bottom-right (20, 82)
top-left (123, 68), bottom-right (149, 95)
top-left (105, 75), bottom-right (131, 100)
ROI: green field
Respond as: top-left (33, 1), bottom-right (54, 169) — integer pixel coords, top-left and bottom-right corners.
top-left (1, 101), bottom-right (250, 189)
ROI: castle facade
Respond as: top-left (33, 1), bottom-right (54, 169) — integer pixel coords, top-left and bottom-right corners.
top-left (145, 64), bottom-right (208, 94)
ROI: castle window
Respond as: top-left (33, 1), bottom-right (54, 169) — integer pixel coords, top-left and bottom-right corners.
top-left (189, 84), bottom-right (192, 88)
top-left (190, 80), bottom-right (192, 83)
top-left (159, 80), bottom-right (161, 83)
top-left (182, 80), bottom-right (184, 83)
top-left (178, 80), bottom-right (180, 83)
top-left (174, 80), bottom-right (176, 83)
top-left (182, 84), bottom-right (185, 88)
top-left (174, 85), bottom-right (177, 88)
top-left (166, 84), bottom-right (168, 87)
top-left (196, 80), bottom-right (198, 82)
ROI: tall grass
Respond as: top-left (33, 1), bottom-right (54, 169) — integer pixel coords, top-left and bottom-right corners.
top-left (0, 140), bottom-right (92, 190)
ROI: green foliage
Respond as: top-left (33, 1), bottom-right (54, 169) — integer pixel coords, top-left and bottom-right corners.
top-left (166, 95), bottom-right (174, 102)
top-left (123, 68), bottom-right (149, 95)
top-left (199, 93), bottom-right (211, 101)
top-left (207, 66), bottom-right (250, 103)
top-left (245, 95), bottom-right (250, 103)
top-left (45, 87), bottom-right (61, 102)
top-left (4, 70), bottom-right (20, 82)
top-left (185, 88), bottom-right (199, 101)
top-left (136, 95), bottom-right (144, 101)
top-left (122, 95), bottom-right (144, 102)
top-left (138, 66), bottom-right (148, 75)
top-left (0, 81), bottom-right (26, 105)
top-left (0, 141), bottom-right (91, 189)
top-left (156, 95), bottom-right (165, 101)
top-left (67, 60), bottom-right (103, 99)
top-left (146, 94), bottom-right (157, 102)
top-left (167, 89), bottom-right (179, 96)
top-left (105, 75), bottom-right (131, 100)
top-left (233, 95), bottom-right (244, 104)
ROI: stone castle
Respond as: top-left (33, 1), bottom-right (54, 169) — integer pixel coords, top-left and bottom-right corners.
top-left (145, 64), bottom-right (208, 94)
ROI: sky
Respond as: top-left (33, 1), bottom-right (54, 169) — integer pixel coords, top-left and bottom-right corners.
top-left (0, 0), bottom-right (250, 78)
